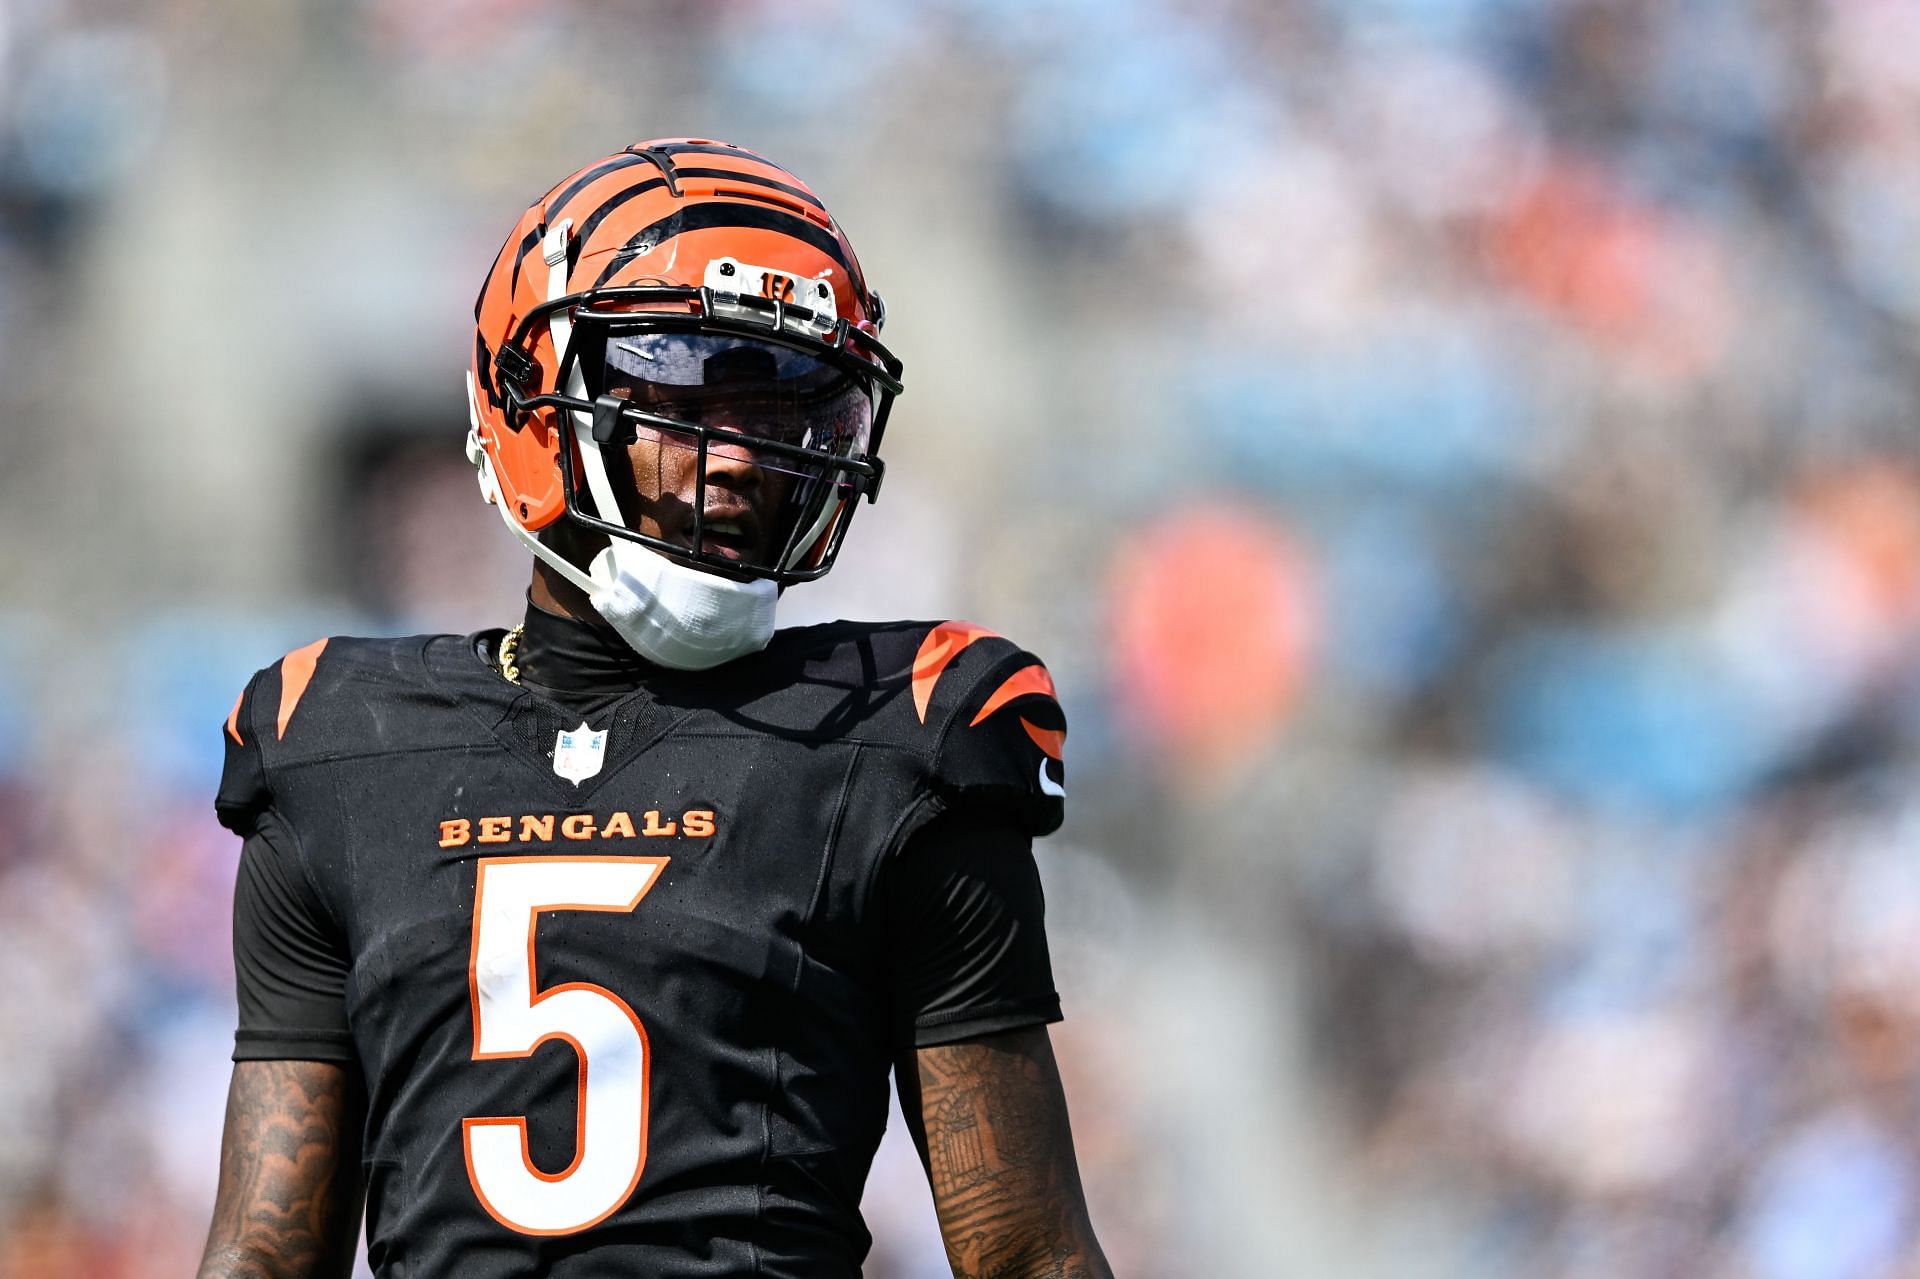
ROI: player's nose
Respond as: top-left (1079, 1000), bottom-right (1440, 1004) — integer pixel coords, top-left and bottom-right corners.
top-left (701, 435), bottom-right (765, 490)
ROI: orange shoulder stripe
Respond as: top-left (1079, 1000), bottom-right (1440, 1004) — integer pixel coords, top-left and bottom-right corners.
top-left (225, 690), bottom-right (246, 745)
top-left (1021, 720), bottom-right (1066, 761)
top-left (970, 663), bottom-right (1057, 727)
top-left (277, 638), bottom-right (329, 741)
top-left (911, 621), bottom-right (999, 723)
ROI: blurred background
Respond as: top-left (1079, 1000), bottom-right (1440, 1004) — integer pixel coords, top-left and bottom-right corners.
top-left (2, 0), bottom-right (1919, 1274)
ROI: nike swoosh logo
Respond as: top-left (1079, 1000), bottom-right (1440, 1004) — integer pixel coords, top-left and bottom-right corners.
top-left (1038, 757), bottom-right (1064, 799)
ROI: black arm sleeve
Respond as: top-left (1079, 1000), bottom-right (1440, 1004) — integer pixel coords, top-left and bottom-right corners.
top-left (231, 815), bottom-right (356, 1063)
top-left (877, 808), bottom-right (1062, 1049)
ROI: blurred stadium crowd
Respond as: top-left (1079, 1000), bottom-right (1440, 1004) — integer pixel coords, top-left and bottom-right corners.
top-left (2, 0), bottom-right (1919, 1275)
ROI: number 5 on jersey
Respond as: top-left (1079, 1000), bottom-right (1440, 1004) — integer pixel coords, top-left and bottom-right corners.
top-left (464, 855), bottom-right (669, 1235)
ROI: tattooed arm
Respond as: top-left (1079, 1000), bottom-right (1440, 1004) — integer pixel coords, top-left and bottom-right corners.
top-left (907, 1026), bottom-right (1113, 1279)
top-left (197, 1059), bottom-right (366, 1279)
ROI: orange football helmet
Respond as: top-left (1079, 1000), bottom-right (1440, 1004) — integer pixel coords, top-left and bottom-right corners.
top-left (465, 139), bottom-right (903, 584)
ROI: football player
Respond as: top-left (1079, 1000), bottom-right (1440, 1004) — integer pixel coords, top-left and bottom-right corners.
top-left (197, 140), bottom-right (1112, 1279)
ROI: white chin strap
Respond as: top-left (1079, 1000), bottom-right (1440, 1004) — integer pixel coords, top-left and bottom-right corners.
top-left (464, 219), bottom-right (780, 671)
top-left (581, 540), bottom-right (778, 670)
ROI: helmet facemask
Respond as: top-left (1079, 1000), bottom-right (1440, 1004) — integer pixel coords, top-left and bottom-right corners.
top-left (500, 285), bottom-right (901, 587)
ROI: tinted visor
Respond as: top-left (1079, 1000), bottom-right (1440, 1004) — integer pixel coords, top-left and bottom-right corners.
top-left (574, 330), bottom-right (877, 575)
top-left (586, 331), bottom-right (873, 454)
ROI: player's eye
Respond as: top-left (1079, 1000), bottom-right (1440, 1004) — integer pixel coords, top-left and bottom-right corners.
top-left (584, 332), bottom-right (872, 454)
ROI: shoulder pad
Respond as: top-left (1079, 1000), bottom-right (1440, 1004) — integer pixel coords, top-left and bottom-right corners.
top-left (213, 637), bottom-right (331, 835)
top-left (913, 621), bottom-right (1066, 836)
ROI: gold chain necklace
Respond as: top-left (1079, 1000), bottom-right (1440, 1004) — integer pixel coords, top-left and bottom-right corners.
top-left (497, 623), bottom-right (524, 685)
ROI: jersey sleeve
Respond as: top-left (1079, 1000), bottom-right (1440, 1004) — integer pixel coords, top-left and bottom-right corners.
top-left (231, 813), bottom-right (356, 1063)
top-left (924, 636), bottom-right (1067, 838)
top-left (216, 665), bottom-right (355, 1063)
top-left (877, 807), bottom-right (1062, 1048)
top-left (215, 669), bottom-right (272, 837)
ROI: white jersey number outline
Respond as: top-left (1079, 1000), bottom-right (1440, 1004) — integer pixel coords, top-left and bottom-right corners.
top-left (463, 855), bottom-right (668, 1235)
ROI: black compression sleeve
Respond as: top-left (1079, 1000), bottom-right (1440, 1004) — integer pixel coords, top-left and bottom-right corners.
top-left (230, 817), bottom-right (356, 1063)
top-left (879, 809), bottom-right (1062, 1048)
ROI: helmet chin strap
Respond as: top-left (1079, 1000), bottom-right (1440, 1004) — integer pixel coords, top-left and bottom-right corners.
top-left (466, 371), bottom-right (597, 597)
top-left (461, 219), bottom-right (604, 599)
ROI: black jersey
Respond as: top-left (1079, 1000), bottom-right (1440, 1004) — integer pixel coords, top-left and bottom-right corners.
top-left (214, 619), bottom-right (1066, 1278)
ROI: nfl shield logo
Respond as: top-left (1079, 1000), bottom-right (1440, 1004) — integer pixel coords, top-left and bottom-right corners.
top-left (553, 722), bottom-right (607, 785)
